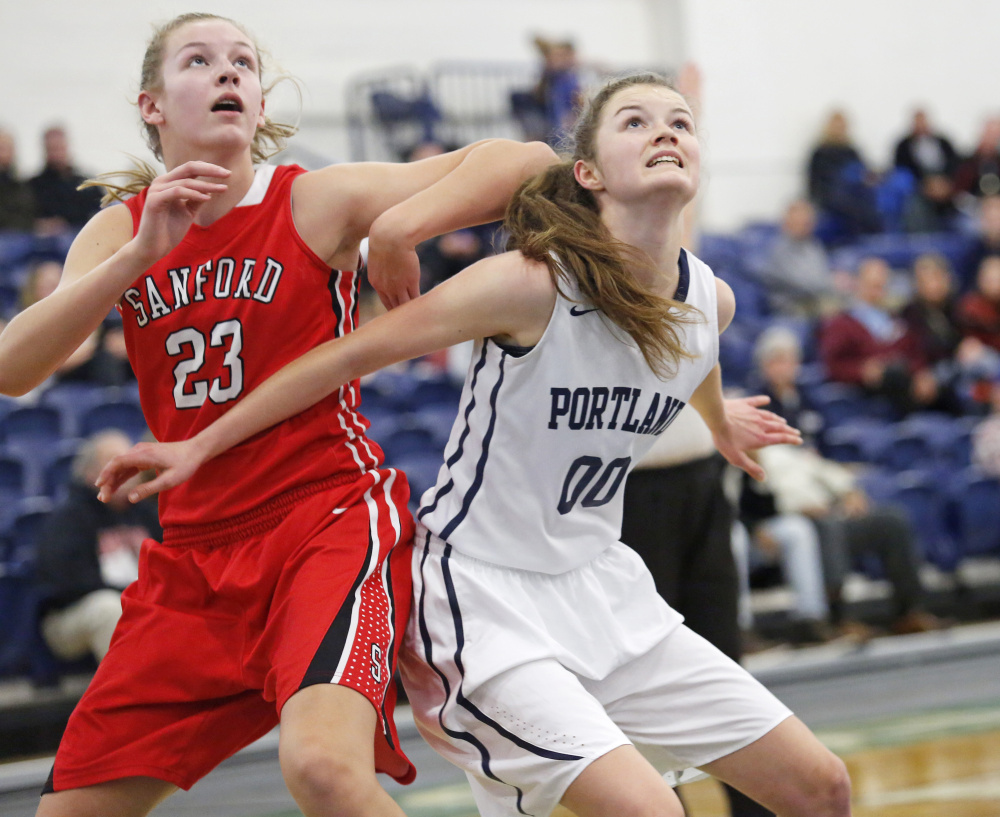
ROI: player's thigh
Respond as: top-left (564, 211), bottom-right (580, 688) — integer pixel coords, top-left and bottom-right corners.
top-left (422, 659), bottom-right (631, 817)
top-left (701, 715), bottom-right (851, 814)
top-left (36, 776), bottom-right (177, 817)
top-left (594, 624), bottom-right (791, 774)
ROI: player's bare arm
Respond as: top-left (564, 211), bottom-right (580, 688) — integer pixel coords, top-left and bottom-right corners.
top-left (0, 161), bottom-right (230, 396)
top-left (96, 251), bottom-right (556, 502)
top-left (292, 139), bottom-right (557, 305)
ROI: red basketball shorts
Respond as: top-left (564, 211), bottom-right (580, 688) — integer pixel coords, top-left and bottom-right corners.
top-left (46, 468), bottom-right (415, 793)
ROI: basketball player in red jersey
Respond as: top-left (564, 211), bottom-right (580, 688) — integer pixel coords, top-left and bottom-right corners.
top-left (0, 13), bottom-right (555, 817)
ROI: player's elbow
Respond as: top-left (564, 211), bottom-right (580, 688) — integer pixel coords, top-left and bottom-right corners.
top-left (523, 140), bottom-right (560, 173)
top-left (0, 361), bottom-right (40, 397)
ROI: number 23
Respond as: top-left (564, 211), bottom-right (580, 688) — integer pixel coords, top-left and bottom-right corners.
top-left (166, 319), bottom-right (245, 409)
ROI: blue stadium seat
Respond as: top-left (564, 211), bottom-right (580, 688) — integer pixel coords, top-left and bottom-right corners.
top-left (0, 231), bottom-right (37, 279)
top-left (411, 403), bottom-right (459, 448)
top-left (697, 234), bottom-right (743, 275)
top-left (886, 469), bottom-right (960, 572)
top-left (78, 398), bottom-right (148, 441)
top-left (0, 404), bottom-right (66, 456)
top-left (0, 452), bottom-right (29, 529)
top-left (409, 375), bottom-right (462, 409)
top-left (41, 437), bottom-right (84, 501)
top-left (0, 282), bottom-right (18, 318)
top-left (0, 571), bottom-right (38, 678)
top-left (902, 413), bottom-right (977, 471)
top-left (820, 420), bottom-right (884, 463)
top-left (875, 425), bottom-right (935, 471)
top-left (392, 450), bottom-right (445, 510)
top-left (5, 496), bottom-right (54, 563)
top-left (365, 369), bottom-right (421, 410)
top-left (810, 382), bottom-right (871, 428)
top-left (38, 381), bottom-right (107, 435)
top-left (380, 421), bottom-right (442, 462)
top-left (718, 324), bottom-right (756, 389)
top-left (947, 468), bottom-right (1000, 558)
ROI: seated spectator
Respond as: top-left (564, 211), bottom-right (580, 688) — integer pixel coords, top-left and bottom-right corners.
top-left (954, 116), bottom-right (1000, 200)
top-left (972, 377), bottom-right (1000, 477)
top-left (752, 328), bottom-right (946, 636)
top-left (87, 314), bottom-right (137, 387)
top-left (807, 110), bottom-right (883, 240)
top-left (0, 126), bottom-right (35, 231)
top-left (958, 254), bottom-right (1000, 354)
top-left (958, 194), bottom-right (1000, 290)
top-left (737, 470), bottom-right (870, 645)
top-left (27, 125), bottom-right (103, 236)
top-left (35, 430), bottom-right (161, 664)
top-left (762, 198), bottom-right (845, 318)
top-left (900, 252), bottom-right (983, 415)
top-left (820, 256), bottom-right (941, 417)
top-left (17, 257), bottom-right (62, 310)
top-left (893, 109), bottom-right (960, 233)
top-left (18, 258), bottom-right (100, 386)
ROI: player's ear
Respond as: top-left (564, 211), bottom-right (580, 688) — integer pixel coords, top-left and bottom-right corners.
top-left (139, 91), bottom-right (165, 126)
top-left (574, 159), bottom-right (604, 192)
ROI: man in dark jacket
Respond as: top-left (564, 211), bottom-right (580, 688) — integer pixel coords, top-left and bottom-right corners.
top-left (35, 430), bottom-right (160, 663)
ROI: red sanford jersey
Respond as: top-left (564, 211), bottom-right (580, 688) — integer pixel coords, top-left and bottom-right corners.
top-left (121, 164), bottom-right (382, 529)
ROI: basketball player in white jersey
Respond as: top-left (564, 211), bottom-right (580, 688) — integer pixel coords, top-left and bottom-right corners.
top-left (97, 74), bottom-right (852, 816)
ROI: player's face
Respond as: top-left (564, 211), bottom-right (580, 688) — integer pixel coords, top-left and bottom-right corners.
top-left (142, 19), bottom-right (266, 161)
top-left (582, 85), bottom-right (700, 207)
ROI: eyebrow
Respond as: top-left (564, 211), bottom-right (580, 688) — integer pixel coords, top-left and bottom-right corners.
top-left (613, 103), bottom-right (692, 118)
top-left (178, 41), bottom-right (255, 52)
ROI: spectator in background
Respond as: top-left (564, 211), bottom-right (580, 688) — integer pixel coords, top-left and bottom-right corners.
top-left (762, 198), bottom-right (844, 319)
top-left (752, 328), bottom-right (946, 637)
top-left (531, 35), bottom-right (584, 145)
top-left (972, 377), bottom-right (1000, 477)
top-left (893, 109), bottom-right (960, 233)
top-left (27, 125), bottom-right (103, 236)
top-left (741, 328), bottom-right (872, 645)
top-left (820, 256), bottom-right (939, 417)
top-left (17, 257), bottom-right (101, 386)
top-left (958, 254), bottom-right (1000, 354)
top-left (959, 194), bottom-right (1000, 290)
top-left (807, 109), bottom-right (883, 240)
top-left (17, 257), bottom-right (63, 311)
top-left (35, 430), bottom-right (161, 664)
top-left (88, 314), bottom-right (137, 387)
top-left (954, 116), bottom-right (1000, 200)
top-left (0, 127), bottom-right (36, 231)
top-left (899, 252), bottom-right (980, 415)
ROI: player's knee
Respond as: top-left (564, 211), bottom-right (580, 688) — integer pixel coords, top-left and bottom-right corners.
top-left (280, 741), bottom-right (374, 816)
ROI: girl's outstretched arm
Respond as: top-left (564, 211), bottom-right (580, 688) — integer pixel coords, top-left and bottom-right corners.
top-left (96, 251), bottom-right (556, 502)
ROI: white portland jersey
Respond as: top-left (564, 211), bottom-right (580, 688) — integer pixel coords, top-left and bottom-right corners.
top-left (417, 249), bottom-right (720, 574)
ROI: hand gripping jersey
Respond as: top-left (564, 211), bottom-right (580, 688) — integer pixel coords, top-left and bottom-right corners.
top-left (417, 249), bottom-right (719, 573)
top-left (122, 165), bottom-right (381, 529)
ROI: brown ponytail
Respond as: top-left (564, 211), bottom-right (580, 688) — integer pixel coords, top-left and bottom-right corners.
top-left (504, 73), bottom-right (702, 378)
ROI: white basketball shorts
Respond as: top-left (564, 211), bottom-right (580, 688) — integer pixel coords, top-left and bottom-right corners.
top-left (400, 527), bottom-right (793, 817)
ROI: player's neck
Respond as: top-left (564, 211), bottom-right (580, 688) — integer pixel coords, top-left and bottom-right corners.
top-left (600, 203), bottom-right (684, 296)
